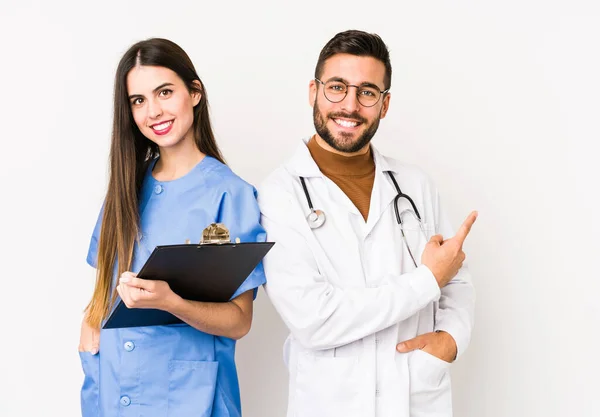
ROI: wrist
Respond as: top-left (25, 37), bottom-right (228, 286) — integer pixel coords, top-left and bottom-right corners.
top-left (163, 292), bottom-right (185, 314)
top-left (424, 263), bottom-right (443, 287)
top-left (436, 330), bottom-right (458, 360)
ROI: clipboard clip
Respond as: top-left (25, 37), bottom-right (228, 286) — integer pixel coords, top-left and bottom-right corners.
top-left (200, 223), bottom-right (239, 244)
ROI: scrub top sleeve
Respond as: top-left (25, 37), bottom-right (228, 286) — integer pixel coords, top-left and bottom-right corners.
top-left (217, 183), bottom-right (267, 300)
top-left (86, 204), bottom-right (104, 269)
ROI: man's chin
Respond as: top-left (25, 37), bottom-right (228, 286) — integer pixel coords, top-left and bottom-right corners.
top-left (329, 129), bottom-right (354, 142)
top-left (316, 124), bottom-right (370, 153)
top-left (330, 138), bottom-right (365, 153)
top-left (335, 140), bottom-right (357, 151)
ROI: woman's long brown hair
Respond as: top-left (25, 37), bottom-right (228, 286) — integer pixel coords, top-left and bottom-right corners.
top-left (85, 38), bottom-right (225, 328)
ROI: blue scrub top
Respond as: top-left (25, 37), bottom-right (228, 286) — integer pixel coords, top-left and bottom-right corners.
top-left (80, 156), bottom-right (267, 417)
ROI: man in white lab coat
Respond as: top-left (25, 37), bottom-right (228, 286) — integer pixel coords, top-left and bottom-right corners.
top-left (258, 29), bottom-right (477, 417)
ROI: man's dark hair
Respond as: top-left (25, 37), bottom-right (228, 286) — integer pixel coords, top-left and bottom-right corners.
top-left (314, 30), bottom-right (392, 89)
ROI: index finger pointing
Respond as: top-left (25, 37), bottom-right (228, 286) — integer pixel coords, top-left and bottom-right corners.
top-left (455, 211), bottom-right (478, 245)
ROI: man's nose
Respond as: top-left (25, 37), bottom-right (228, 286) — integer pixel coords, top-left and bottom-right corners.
top-left (340, 86), bottom-right (361, 113)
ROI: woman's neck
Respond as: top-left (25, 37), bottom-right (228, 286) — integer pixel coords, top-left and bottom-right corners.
top-left (153, 137), bottom-right (206, 181)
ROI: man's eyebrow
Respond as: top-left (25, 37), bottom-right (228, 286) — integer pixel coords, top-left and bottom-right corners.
top-left (324, 76), bottom-right (349, 84)
top-left (324, 77), bottom-right (382, 90)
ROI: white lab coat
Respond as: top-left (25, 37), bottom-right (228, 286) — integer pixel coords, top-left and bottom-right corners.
top-left (258, 139), bottom-right (475, 417)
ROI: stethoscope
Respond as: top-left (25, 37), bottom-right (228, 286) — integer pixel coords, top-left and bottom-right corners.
top-left (299, 171), bottom-right (426, 267)
top-left (300, 177), bottom-right (326, 228)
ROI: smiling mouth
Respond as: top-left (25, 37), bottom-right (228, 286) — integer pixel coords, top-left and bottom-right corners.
top-left (150, 120), bottom-right (174, 131)
top-left (333, 118), bottom-right (362, 128)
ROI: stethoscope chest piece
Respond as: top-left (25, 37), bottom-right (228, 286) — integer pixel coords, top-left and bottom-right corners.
top-left (300, 176), bottom-right (327, 229)
top-left (307, 209), bottom-right (326, 229)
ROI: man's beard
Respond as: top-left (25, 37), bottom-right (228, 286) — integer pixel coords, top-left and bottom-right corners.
top-left (313, 101), bottom-right (381, 153)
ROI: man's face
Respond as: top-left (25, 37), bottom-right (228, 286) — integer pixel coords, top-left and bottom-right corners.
top-left (309, 53), bottom-right (390, 153)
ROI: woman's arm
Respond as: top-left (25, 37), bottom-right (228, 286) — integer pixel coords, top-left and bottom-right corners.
top-left (79, 267), bottom-right (101, 354)
top-left (79, 314), bottom-right (100, 353)
top-left (116, 180), bottom-right (265, 339)
top-left (117, 273), bottom-right (253, 339)
top-left (169, 291), bottom-right (253, 340)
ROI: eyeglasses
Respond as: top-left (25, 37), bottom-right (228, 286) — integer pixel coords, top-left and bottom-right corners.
top-left (315, 78), bottom-right (389, 107)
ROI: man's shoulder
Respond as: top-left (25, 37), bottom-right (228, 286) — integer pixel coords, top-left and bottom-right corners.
top-left (258, 142), bottom-right (304, 194)
top-left (258, 165), bottom-right (295, 199)
top-left (377, 152), bottom-right (434, 186)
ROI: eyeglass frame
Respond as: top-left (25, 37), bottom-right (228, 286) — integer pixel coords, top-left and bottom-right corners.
top-left (315, 77), bottom-right (390, 107)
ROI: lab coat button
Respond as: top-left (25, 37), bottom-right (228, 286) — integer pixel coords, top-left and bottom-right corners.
top-left (154, 184), bottom-right (163, 194)
top-left (120, 396), bottom-right (131, 406)
top-left (124, 341), bottom-right (135, 352)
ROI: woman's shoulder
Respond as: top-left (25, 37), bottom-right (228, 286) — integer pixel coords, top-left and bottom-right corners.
top-left (202, 157), bottom-right (257, 196)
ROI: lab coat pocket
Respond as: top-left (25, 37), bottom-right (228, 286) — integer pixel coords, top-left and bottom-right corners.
top-left (408, 349), bottom-right (452, 416)
top-left (295, 354), bottom-right (365, 417)
top-left (168, 360), bottom-right (219, 417)
top-left (79, 351), bottom-right (100, 417)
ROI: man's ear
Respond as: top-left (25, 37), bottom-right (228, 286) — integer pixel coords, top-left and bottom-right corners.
top-left (309, 79), bottom-right (317, 107)
top-left (379, 92), bottom-right (391, 119)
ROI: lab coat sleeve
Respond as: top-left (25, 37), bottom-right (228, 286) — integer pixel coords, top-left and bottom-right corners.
top-left (431, 189), bottom-right (476, 360)
top-left (218, 182), bottom-right (267, 300)
top-left (259, 183), bottom-right (441, 351)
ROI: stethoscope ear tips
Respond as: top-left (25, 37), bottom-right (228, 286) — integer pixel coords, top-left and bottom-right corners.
top-left (307, 209), bottom-right (326, 229)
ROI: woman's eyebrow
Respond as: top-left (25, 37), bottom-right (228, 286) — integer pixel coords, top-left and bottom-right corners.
top-left (128, 82), bottom-right (175, 99)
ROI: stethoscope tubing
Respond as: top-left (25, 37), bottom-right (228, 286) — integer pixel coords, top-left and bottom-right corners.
top-left (299, 172), bottom-right (426, 267)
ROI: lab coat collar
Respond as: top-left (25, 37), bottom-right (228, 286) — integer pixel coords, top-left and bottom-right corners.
top-left (286, 137), bottom-right (399, 235)
top-left (286, 137), bottom-right (397, 177)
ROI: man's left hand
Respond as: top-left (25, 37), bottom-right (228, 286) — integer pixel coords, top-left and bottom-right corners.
top-left (396, 331), bottom-right (457, 363)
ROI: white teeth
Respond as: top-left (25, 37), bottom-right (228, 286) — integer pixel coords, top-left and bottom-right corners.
top-left (152, 121), bottom-right (173, 131)
top-left (334, 119), bottom-right (358, 128)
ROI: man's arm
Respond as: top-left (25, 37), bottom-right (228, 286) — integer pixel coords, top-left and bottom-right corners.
top-left (397, 187), bottom-right (477, 360)
top-left (257, 176), bottom-right (461, 351)
top-left (261, 208), bottom-right (440, 350)
top-left (432, 193), bottom-right (476, 359)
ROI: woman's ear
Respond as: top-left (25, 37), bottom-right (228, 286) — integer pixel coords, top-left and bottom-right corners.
top-left (191, 80), bottom-right (203, 106)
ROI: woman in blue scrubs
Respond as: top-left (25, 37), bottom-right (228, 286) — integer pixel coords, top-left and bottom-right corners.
top-left (78, 38), bottom-right (266, 417)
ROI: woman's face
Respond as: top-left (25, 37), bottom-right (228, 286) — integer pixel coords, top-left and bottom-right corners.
top-left (127, 65), bottom-right (201, 149)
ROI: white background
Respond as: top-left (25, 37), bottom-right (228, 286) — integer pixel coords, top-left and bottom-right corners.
top-left (1, 1), bottom-right (598, 416)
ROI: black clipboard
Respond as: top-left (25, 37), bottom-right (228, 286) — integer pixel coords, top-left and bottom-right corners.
top-left (102, 242), bottom-right (274, 329)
